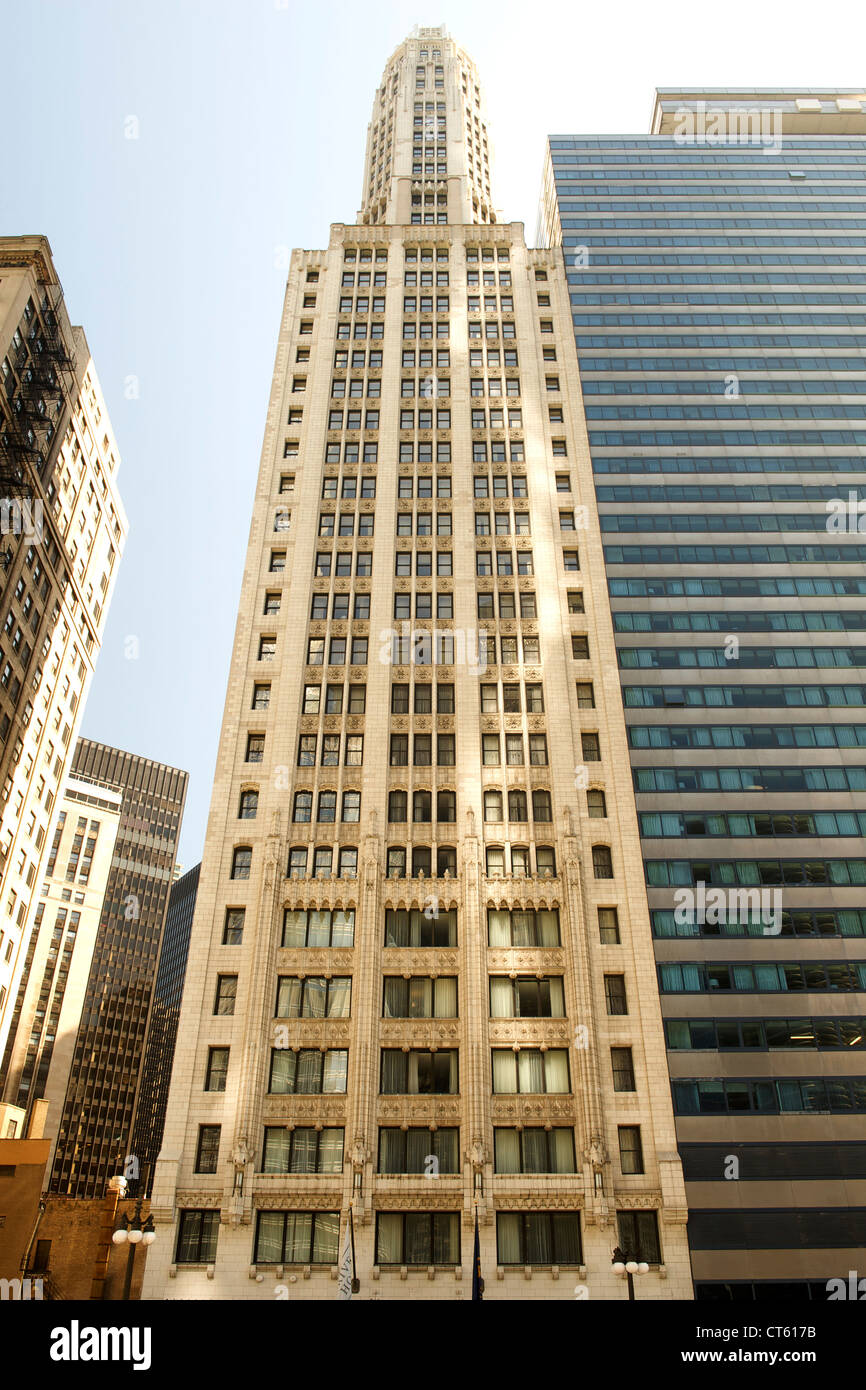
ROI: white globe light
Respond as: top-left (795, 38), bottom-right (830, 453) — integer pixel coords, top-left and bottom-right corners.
top-left (612, 1261), bottom-right (625, 1274)
top-left (111, 1229), bottom-right (128, 1245)
top-left (128, 1229), bottom-right (143, 1244)
top-left (142, 1230), bottom-right (156, 1246)
top-left (638, 1262), bottom-right (649, 1275)
top-left (625, 1261), bottom-right (638, 1274)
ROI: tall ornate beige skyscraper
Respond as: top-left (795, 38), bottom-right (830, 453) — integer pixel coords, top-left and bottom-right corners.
top-left (144, 26), bottom-right (691, 1300)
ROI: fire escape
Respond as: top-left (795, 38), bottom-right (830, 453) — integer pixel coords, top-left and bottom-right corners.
top-left (0, 284), bottom-right (76, 564)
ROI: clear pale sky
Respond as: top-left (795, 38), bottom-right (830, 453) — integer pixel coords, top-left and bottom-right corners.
top-left (2, 0), bottom-right (862, 868)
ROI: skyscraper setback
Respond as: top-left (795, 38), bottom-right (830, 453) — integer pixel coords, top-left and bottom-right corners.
top-left (144, 27), bottom-right (691, 1300)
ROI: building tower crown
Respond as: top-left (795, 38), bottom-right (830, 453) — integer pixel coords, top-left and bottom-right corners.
top-left (358, 26), bottom-right (499, 227)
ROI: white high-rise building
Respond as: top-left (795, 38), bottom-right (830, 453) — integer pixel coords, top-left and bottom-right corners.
top-left (144, 27), bottom-right (691, 1300)
top-left (0, 237), bottom-right (127, 1068)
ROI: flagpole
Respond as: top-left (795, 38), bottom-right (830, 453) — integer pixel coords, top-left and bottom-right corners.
top-left (472, 1199), bottom-right (484, 1301)
top-left (349, 1203), bottom-right (359, 1294)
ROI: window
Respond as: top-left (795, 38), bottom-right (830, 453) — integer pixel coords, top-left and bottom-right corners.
top-left (378, 1128), bottom-right (459, 1174)
top-left (288, 846), bottom-right (308, 877)
top-left (176, 1211), bottom-right (220, 1264)
top-left (385, 907), bottom-right (457, 947)
top-left (205, 1047), bottom-right (229, 1091)
top-left (262, 1128), bottom-right (343, 1175)
top-left (376, 1212), bottom-right (460, 1265)
top-left (611, 1046), bottom-right (635, 1091)
top-left (482, 734), bottom-right (500, 766)
top-left (387, 846), bottom-right (407, 878)
top-left (490, 976), bottom-right (565, 1018)
top-left (268, 1048), bottom-right (348, 1094)
top-left (582, 732), bottom-right (601, 762)
top-left (572, 635), bottom-right (590, 659)
top-left (496, 1212), bottom-right (581, 1266)
top-left (254, 1211), bottom-right (340, 1265)
top-left (214, 975), bottom-right (237, 1015)
top-left (383, 976), bottom-right (457, 1018)
top-left (195, 1125), bottom-right (221, 1174)
top-left (492, 1049), bottom-right (570, 1093)
top-left (593, 845), bottom-right (614, 879)
top-left (437, 682), bottom-right (454, 713)
top-left (380, 1049), bottom-right (458, 1094)
top-left (529, 735), bottom-right (548, 766)
top-left (618, 1126), bottom-right (644, 1175)
top-left (532, 789), bottom-right (552, 822)
top-left (605, 974), bottom-right (628, 1015)
top-left (223, 908), bottom-right (245, 945)
top-left (494, 1129), bottom-right (575, 1175)
top-left (617, 1211), bottom-right (661, 1265)
top-left (599, 907), bottom-right (621, 945)
top-left (282, 907), bottom-right (355, 948)
top-left (576, 681), bottom-right (594, 709)
top-left (231, 846), bottom-right (252, 880)
top-left (313, 846), bottom-right (333, 877)
top-left (563, 550), bottom-right (580, 572)
top-left (276, 976), bottom-right (351, 1019)
top-left (238, 789), bottom-right (258, 819)
top-left (587, 789), bottom-right (607, 819)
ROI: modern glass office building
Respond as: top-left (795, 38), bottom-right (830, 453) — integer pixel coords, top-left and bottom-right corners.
top-left (540, 89), bottom-right (866, 1298)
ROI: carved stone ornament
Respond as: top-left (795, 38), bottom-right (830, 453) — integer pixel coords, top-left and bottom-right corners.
top-left (584, 1137), bottom-right (607, 1171)
top-left (253, 1193), bottom-right (342, 1211)
top-left (232, 1136), bottom-right (251, 1169)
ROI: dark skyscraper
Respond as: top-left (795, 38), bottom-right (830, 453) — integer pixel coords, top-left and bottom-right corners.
top-left (540, 88), bottom-right (866, 1298)
top-left (129, 862), bottom-right (200, 1195)
top-left (49, 738), bottom-right (187, 1197)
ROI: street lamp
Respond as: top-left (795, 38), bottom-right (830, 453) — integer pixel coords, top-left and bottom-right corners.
top-left (611, 1245), bottom-right (649, 1301)
top-left (112, 1198), bottom-right (156, 1300)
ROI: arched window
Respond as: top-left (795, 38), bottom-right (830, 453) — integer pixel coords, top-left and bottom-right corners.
top-left (486, 846), bottom-right (505, 876)
top-left (413, 790), bottom-right (432, 822)
top-left (587, 789), bottom-right (607, 819)
top-left (437, 790), bottom-right (456, 822)
top-left (508, 790), bottom-right (527, 822)
top-left (339, 847), bottom-right (358, 878)
top-left (287, 846), bottom-right (307, 877)
top-left (437, 845), bottom-right (457, 877)
top-left (387, 845), bottom-right (407, 878)
top-left (293, 791), bottom-right (312, 823)
top-left (238, 790), bottom-right (258, 819)
top-left (388, 791), bottom-right (408, 823)
top-left (537, 846), bottom-right (557, 877)
top-left (511, 845), bottom-right (530, 876)
top-left (532, 790), bottom-right (552, 822)
top-left (592, 845), bottom-right (613, 879)
top-left (231, 846), bottom-right (252, 880)
top-left (484, 789), bottom-right (503, 822)
top-left (412, 845), bottom-right (432, 877)
top-left (314, 847), bottom-right (333, 878)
